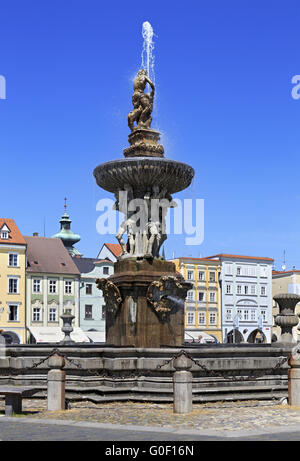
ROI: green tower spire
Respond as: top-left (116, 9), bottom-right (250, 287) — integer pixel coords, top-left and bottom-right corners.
top-left (51, 198), bottom-right (82, 257)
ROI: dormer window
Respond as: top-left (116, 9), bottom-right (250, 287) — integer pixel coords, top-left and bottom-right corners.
top-left (0, 224), bottom-right (11, 240)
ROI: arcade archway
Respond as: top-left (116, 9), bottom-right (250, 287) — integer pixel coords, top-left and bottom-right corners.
top-left (226, 329), bottom-right (244, 343)
top-left (247, 329), bottom-right (267, 344)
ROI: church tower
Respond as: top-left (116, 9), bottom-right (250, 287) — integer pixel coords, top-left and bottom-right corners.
top-left (51, 198), bottom-right (82, 257)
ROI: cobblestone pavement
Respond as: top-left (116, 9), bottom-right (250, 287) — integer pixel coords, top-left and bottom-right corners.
top-left (1, 398), bottom-right (300, 433)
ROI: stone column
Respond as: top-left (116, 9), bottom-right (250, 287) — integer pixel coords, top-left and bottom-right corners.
top-left (288, 354), bottom-right (300, 406)
top-left (274, 294), bottom-right (300, 344)
top-left (173, 351), bottom-right (193, 414)
top-left (47, 352), bottom-right (66, 411)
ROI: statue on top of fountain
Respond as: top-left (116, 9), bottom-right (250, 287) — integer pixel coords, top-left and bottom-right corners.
top-left (128, 69), bottom-right (155, 131)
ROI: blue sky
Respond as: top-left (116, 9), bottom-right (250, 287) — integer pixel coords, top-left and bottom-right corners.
top-left (0, 0), bottom-right (299, 269)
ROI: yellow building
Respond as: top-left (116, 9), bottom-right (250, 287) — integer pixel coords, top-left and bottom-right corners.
top-left (172, 257), bottom-right (222, 343)
top-left (0, 219), bottom-right (27, 343)
top-left (272, 269), bottom-right (300, 342)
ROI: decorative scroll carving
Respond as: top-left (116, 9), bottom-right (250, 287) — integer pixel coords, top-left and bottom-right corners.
top-left (123, 142), bottom-right (164, 158)
top-left (147, 275), bottom-right (192, 322)
top-left (96, 278), bottom-right (122, 318)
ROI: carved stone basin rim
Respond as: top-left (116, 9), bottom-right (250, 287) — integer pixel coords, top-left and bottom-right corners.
top-left (273, 293), bottom-right (300, 300)
top-left (93, 157), bottom-right (195, 194)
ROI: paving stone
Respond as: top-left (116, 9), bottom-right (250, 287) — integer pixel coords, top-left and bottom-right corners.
top-left (2, 398), bottom-right (300, 433)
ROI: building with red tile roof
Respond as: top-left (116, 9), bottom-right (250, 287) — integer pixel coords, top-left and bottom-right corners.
top-left (0, 219), bottom-right (27, 344)
top-left (97, 243), bottom-right (122, 262)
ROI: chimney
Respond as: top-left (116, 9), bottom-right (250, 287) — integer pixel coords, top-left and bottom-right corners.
top-left (33, 232), bottom-right (39, 237)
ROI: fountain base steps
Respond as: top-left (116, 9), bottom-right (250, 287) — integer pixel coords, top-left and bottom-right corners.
top-left (0, 383), bottom-right (287, 404)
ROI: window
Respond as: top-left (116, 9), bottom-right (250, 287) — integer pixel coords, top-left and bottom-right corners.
top-left (209, 272), bottom-right (215, 282)
top-left (86, 284), bottom-right (92, 295)
top-left (198, 292), bottom-right (205, 302)
top-left (85, 305), bottom-right (93, 319)
top-left (33, 279), bottom-right (41, 293)
top-left (237, 285), bottom-right (242, 294)
top-left (226, 309), bottom-right (232, 321)
top-left (187, 291), bottom-right (194, 301)
top-left (209, 313), bottom-right (216, 324)
top-left (260, 266), bottom-right (267, 277)
top-left (261, 310), bottom-right (266, 321)
top-left (198, 312), bottom-right (205, 324)
top-left (225, 264), bottom-right (233, 275)
top-left (187, 312), bottom-right (195, 325)
top-left (8, 304), bottom-right (18, 321)
top-left (226, 284), bottom-right (231, 294)
top-left (49, 307), bottom-right (57, 322)
top-left (237, 267), bottom-right (241, 275)
top-left (244, 310), bottom-right (249, 321)
top-left (244, 285), bottom-right (248, 295)
top-left (8, 254), bottom-right (18, 267)
top-left (251, 285), bottom-right (256, 295)
top-left (8, 278), bottom-right (18, 294)
top-left (49, 280), bottom-right (57, 294)
top-left (237, 309), bottom-right (242, 319)
top-left (187, 270), bottom-right (194, 280)
top-left (65, 281), bottom-right (72, 294)
top-left (198, 271), bottom-right (205, 281)
top-left (1, 231), bottom-right (8, 239)
top-left (32, 307), bottom-right (41, 322)
top-left (209, 292), bottom-right (216, 302)
top-left (261, 286), bottom-right (266, 295)
top-left (251, 310), bottom-right (256, 321)
top-left (103, 266), bottom-right (109, 275)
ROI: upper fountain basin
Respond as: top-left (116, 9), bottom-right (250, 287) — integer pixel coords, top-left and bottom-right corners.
top-left (93, 157), bottom-right (194, 194)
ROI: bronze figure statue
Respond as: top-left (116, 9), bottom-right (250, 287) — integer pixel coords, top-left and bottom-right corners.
top-left (127, 69), bottom-right (155, 131)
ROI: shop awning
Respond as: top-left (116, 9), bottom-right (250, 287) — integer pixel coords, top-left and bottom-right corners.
top-left (28, 327), bottom-right (90, 343)
top-left (185, 331), bottom-right (216, 343)
top-left (85, 331), bottom-right (106, 343)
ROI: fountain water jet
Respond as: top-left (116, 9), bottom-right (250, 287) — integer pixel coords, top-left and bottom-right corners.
top-left (141, 21), bottom-right (155, 87)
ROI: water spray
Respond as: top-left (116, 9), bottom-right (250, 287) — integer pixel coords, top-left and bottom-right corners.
top-left (141, 21), bottom-right (155, 90)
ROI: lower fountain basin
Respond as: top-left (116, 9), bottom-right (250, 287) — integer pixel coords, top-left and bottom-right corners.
top-left (93, 157), bottom-right (194, 194)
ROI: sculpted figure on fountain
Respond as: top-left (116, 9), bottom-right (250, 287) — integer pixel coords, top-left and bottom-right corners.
top-left (114, 184), bottom-right (176, 259)
top-left (127, 69), bottom-right (155, 131)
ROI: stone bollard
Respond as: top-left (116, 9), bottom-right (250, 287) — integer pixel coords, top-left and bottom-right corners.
top-left (173, 351), bottom-right (193, 414)
top-left (288, 353), bottom-right (300, 406)
top-left (47, 352), bottom-right (66, 411)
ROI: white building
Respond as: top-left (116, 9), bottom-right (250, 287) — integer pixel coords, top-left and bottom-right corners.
top-left (206, 254), bottom-right (274, 343)
top-left (73, 257), bottom-right (114, 342)
top-left (97, 243), bottom-right (122, 262)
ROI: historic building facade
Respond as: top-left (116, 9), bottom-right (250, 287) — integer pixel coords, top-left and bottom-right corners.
top-left (0, 219), bottom-right (27, 344)
top-left (172, 257), bottom-right (222, 343)
top-left (206, 254), bottom-right (274, 343)
top-left (25, 236), bottom-right (81, 343)
top-left (73, 257), bottom-right (114, 342)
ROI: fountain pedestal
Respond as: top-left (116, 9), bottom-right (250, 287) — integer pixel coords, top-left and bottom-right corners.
top-left (97, 259), bottom-right (191, 348)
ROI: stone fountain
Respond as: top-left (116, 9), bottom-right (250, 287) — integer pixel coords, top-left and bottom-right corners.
top-left (94, 67), bottom-right (194, 348)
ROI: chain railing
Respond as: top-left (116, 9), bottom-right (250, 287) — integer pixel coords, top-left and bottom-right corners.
top-left (157, 349), bottom-right (290, 382)
top-left (0, 347), bottom-right (293, 382)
